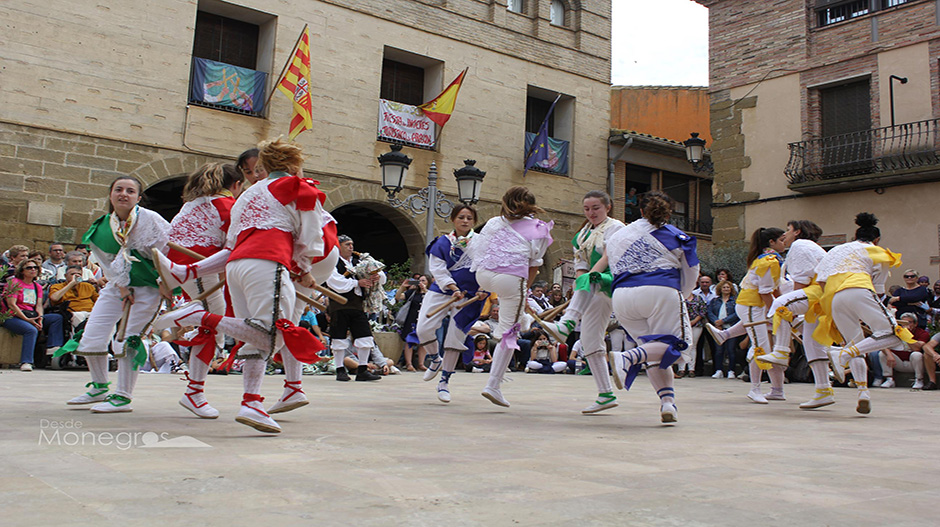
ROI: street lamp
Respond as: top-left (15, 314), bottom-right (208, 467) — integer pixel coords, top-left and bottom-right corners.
top-left (377, 144), bottom-right (485, 270)
top-left (889, 74), bottom-right (908, 127)
top-left (683, 132), bottom-right (713, 173)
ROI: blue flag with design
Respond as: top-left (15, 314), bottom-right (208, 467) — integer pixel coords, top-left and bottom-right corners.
top-left (190, 57), bottom-right (267, 114)
top-left (523, 94), bottom-right (561, 176)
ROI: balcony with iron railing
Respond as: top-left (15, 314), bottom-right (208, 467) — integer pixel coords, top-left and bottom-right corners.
top-left (785, 118), bottom-right (940, 193)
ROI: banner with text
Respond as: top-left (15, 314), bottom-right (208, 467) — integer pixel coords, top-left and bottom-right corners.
top-left (378, 99), bottom-right (435, 148)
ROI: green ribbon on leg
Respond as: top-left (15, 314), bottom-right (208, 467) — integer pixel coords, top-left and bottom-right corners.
top-left (53, 329), bottom-right (84, 358)
top-left (123, 336), bottom-right (147, 371)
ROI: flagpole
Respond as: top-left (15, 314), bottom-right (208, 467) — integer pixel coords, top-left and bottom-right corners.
top-left (523, 93), bottom-right (562, 176)
top-left (263, 23), bottom-right (309, 116)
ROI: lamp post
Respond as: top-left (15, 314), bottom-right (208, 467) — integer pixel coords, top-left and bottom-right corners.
top-left (377, 144), bottom-right (486, 271)
top-left (683, 132), bottom-right (713, 174)
top-left (889, 75), bottom-right (908, 127)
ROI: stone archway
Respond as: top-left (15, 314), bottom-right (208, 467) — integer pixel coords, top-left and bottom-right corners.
top-left (142, 176), bottom-right (187, 222)
top-left (330, 200), bottom-right (425, 271)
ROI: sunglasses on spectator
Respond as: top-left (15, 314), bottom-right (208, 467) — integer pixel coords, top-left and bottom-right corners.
top-left (23, 266), bottom-right (39, 270)
top-left (904, 275), bottom-right (917, 278)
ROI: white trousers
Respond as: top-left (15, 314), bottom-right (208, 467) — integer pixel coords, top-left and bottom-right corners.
top-left (769, 289), bottom-right (827, 362)
top-left (831, 288), bottom-right (902, 354)
top-left (880, 350), bottom-right (924, 380)
top-left (76, 284), bottom-right (162, 357)
top-left (678, 326), bottom-right (702, 369)
top-left (476, 269), bottom-right (526, 389)
top-left (69, 310), bottom-right (91, 330)
top-left (414, 290), bottom-right (471, 350)
top-left (226, 258), bottom-right (295, 360)
top-left (612, 285), bottom-right (692, 363)
top-left (580, 292), bottom-right (613, 358)
top-left (736, 304), bottom-right (770, 358)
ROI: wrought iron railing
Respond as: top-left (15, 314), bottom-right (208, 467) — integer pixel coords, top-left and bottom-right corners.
top-left (785, 118), bottom-right (940, 186)
top-left (668, 216), bottom-right (713, 236)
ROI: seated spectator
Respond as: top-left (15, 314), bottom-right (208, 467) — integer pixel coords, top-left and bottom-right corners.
top-left (927, 280), bottom-right (940, 326)
top-left (2, 245), bottom-right (29, 286)
top-left (918, 328), bottom-right (940, 391)
top-left (299, 305), bottom-right (326, 342)
top-left (525, 329), bottom-right (566, 373)
top-left (707, 280), bottom-right (740, 379)
top-left (1, 259), bottom-right (65, 371)
top-left (343, 345), bottom-right (400, 375)
top-left (42, 244), bottom-right (68, 281)
top-left (887, 269), bottom-right (929, 327)
top-left (464, 334), bottom-right (492, 372)
top-left (48, 265), bottom-right (99, 330)
top-left (141, 330), bottom-right (185, 373)
top-left (526, 281), bottom-right (552, 314)
top-left (876, 313), bottom-right (929, 389)
top-left (62, 251), bottom-right (96, 283)
top-left (548, 283), bottom-right (566, 308)
top-left (27, 251), bottom-right (55, 284)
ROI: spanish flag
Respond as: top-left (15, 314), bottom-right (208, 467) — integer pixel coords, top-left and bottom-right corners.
top-left (276, 27), bottom-right (313, 140)
top-left (419, 68), bottom-right (468, 127)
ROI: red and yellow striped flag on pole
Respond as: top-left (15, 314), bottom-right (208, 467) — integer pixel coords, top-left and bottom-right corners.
top-left (419, 67), bottom-right (468, 127)
top-left (276, 27), bottom-right (313, 140)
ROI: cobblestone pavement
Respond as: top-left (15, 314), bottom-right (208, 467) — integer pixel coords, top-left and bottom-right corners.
top-left (1, 369), bottom-right (936, 526)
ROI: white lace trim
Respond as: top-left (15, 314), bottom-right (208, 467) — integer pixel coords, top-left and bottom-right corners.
top-left (783, 239), bottom-right (826, 283)
top-left (226, 179), bottom-right (295, 249)
top-left (169, 197), bottom-right (225, 249)
top-left (607, 219), bottom-right (680, 276)
top-left (814, 241), bottom-right (874, 282)
top-left (469, 218), bottom-right (530, 273)
top-left (95, 208), bottom-right (170, 288)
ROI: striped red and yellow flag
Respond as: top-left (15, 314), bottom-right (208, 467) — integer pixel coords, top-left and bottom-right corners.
top-left (276, 28), bottom-right (313, 140)
top-left (419, 68), bottom-right (467, 127)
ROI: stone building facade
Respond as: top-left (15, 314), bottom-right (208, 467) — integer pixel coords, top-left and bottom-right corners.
top-left (696, 0), bottom-right (940, 273)
top-left (1, 0), bottom-right (611, 275)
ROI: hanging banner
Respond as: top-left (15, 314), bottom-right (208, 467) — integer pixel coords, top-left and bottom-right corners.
top-left (524, 131), bottom-right (569, 175)
top-left (190, 57), bottom-right (267, 114)
top-left (377, 99), bottom-right (435, 148)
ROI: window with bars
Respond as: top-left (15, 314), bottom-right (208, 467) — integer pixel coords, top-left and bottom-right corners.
top-left (192, 11), bottom-right (259, 69)
top-left (380, 59), bottom-right (426, 106)
top-left (816, 0), bottom-right (913, 27)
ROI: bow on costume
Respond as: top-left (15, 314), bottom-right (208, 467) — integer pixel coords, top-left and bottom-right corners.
top-left (622, 334), bottom-right (686, 390)
top-left (772, 306), bottom-right (795, 335)
top-left (174, 326), bottom-right (218, 366)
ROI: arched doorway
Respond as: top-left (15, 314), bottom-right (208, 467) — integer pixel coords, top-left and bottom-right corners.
top-left (331, 202), bottom-right (424, 270)
top-left (143, 177), bottom-right (186, 222)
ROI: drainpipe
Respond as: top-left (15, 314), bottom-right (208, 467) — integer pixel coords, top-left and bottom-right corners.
top-left (608, 134), bottom-right (633, 198)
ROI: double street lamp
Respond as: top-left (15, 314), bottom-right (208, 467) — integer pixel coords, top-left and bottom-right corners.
top-left (377, 144), bottom-right (486, 269)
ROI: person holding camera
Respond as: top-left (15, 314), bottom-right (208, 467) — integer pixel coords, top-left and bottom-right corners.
top-left (49, 265), bottom-right (99, 331)
top-left (395, 274), bottom-right (429, 371)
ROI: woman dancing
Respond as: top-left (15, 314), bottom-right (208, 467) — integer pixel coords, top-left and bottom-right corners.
top-left (604, 191), bottom-right (698, 423)
top-left (821, 213), bottom-right (907, 414)
top-left (62, 176), bottom-right (170, 413)
top-left (154, 138), bottom-right (328, 433)
top-left (469, 187), bottom-right (553, 407)
top-left (756, 220), bottom-right (830, 409)
top-left (166, 162), bottom-right (243, 418)
top-left (417, 204), bottom-right (488, 403)
top-left (545, 190), bottom-right (625, 413)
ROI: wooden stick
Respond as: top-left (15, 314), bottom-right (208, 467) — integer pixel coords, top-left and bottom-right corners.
top-left (166, 242), bottom-right (205, 262)
top-left (743, 319), bottom-right (772, 328)
top-left (526, 306), bottom-right (566, 343)
top-left (295, 290), bottom-right (328, 312)
top-left (540, 299), bottom-right (570, 322)
top-left (192, 279), bottom-right (226, 302)
top-left (288, 271), bottom-right (347, 304)
top-left (455, 294), bottom-right (484, 310)
top-left (152, 248), bottom-right (175, 293)
top-left (116, 300), bottom-right (132, 341)
top-left (425, 295), bottom-right (462, 318)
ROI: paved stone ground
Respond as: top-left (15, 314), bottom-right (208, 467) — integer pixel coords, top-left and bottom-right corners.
top-left (1, 369), bottom-right (937, 526)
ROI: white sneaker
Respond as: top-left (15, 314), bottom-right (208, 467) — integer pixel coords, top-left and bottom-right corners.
top-left (747, 390), bottom-right (768, 404)
top-left (268, 381), bottom-right (308, 414)
top-left (711, 371), bottom-right (723, 379)
top-left (437, 381), bottom-right (451, 403)
top-left (705, 323), bottom-right (727, 345)
top-left (90, 394), bottom-right (133, 413)
top-left (389, 365), bottom-right (401, 375)
top-left (827, 347), bottom-right (848, 384)
top-left (880, 377), bottom-right (895, 389)
top-left (67, 382), bottom-right (110, 405)
top-left (727, 371), bottom-right (736, 379)
top-left (756, 349), bottom-right (790, 367)
top-left (856, 391), bottom-right (871, 415)
top-left (472, 367), bottom-right (484, 373)
top-left (481, 386), bottom-right (510, 407)
top-left (582, 394), bottom-right (618, 414)
top-left (872, 378), bottom-right (883, 387)
top-left (236, 401), bottom-right (281, 433)
top-left (799, 388), bottom-right (836, 409)
top-left (20, 363), bottom-right (32, 372)
top-left (609, 351), bottom-right (628, 390)
top-left (913, 379), bottom-right (925, 390)
top-left (660, 403), bottom-right (678, 423)
top-left (423, 357), bottom-right (443, 381)
top-left (152, 302), bottom-right (206, 331)
top-left (764, 390), bottom-right (786, 401)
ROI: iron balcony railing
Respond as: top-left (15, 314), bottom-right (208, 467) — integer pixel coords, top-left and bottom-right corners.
top-left (786, 118), bottom-right (940, 187)
top-left (668, 216), bottom-right (713, 236)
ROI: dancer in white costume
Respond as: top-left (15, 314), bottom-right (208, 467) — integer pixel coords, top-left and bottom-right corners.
top-left (59, 176), bottom-right (170, 413)
top-left (154, 138), bottom-right (328, 433)
top-left (818, 213), bottom-right (910, 415)
top-left (470, 186), bottom-right (553, 408)
top-left (416, 204), bottom-right (488, 403)
top-left (755, 220), bottom-right (832, 408)
top-left (544, 190), bottom-right (625, 414)
top-left (705, 227), bottom-right (788, 404)
top-left (165, 162), bottom-right (243, 418)
top-left (604, 191), bottom-right (698, 423)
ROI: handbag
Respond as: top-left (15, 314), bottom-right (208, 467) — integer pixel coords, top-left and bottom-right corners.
top-left (394, 294), bottom-right (413, 327)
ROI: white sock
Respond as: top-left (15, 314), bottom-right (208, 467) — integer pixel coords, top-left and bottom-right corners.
top-left (424, 340), bottom-right (440, 360)
top-left (722, 321), bottom-right (747, 340)
top-left (282, 351), bottom-right (302, 383)
top-left (356, 346), bottom-right (371, 364)
top-left (767, 364), bottom-right (785, 392)
top-left (188, 354), bottom-right (210, 383)
top-left (486, 342), bottom-right (514, 390)
top-left (585, 353), bottom-right (612, 393)
top-left (646, 366), bottom-right (675, 404)
top-left (210, 316), bottom-right (270, 350)
top-left (749, 359), bottom-right (762, 390)
top-left (189, 249), bottom-right (231, 276)
top-left (809, 360), bottom-right (830, 390)
top-left (849, 356), bottom-right (868, 391)
top-left (442, 348), bottom-right (460, 372)
top-left (243, 359), bottom-right (266, 395)
top-left (115, 355), bottom-right (139, 398)
top-left (86, 355), bottom-right (109, 385)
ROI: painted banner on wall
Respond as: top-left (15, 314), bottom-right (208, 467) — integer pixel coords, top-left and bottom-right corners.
top-left (190, 57), bottom-right (267, 114)
top-left (377, 99), bottom-right (435, 148)
top-left (524, 131), bottom-right (569, 175)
